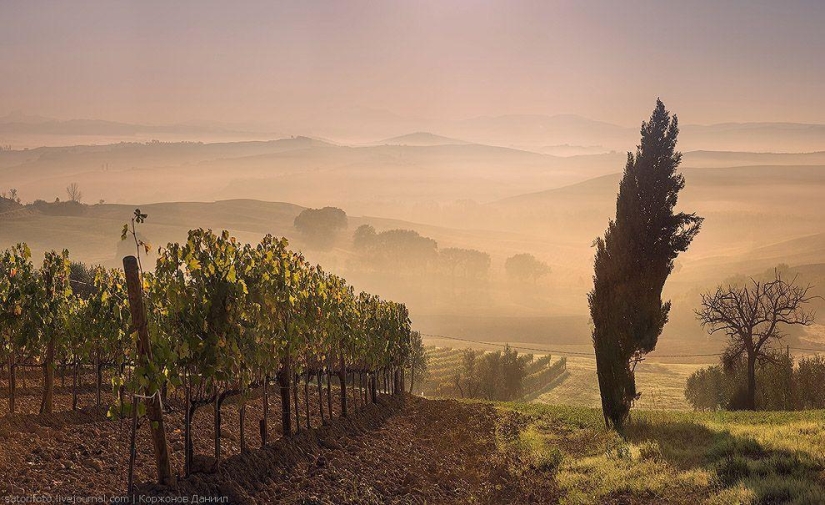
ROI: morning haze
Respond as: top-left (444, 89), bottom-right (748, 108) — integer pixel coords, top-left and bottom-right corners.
top-left (2, 2), bottom-right (825, 502)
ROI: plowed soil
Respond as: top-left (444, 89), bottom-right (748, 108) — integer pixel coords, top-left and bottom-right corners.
top-left (0, 370), bottom-right (559, 504)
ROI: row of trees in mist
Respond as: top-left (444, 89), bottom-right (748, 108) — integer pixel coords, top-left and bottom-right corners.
top-left (291, 205), bottom-right (551, 283)
top-left (1, 183), bottom-right (105, 219)
top-left (1, 183), bottom-right (85, 206)
top-left (352, 224), bottom-right (550, 282)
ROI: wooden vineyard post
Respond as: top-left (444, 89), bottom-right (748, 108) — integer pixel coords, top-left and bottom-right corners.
top-left (278, 355), bottom-right (292, 437)
top-left (127, 393), bottom-right (139, 497)
top-left (40, 332), bottom-right (55, 414)
top-left (8, 352), bottom-right (15, 414)
top-left (214, 393), bottom-right (222, 464)
top-left (359, 371), bottom-right (365, 407)
top-left (293, 373), bottom-right (301, 434)
top-left (40, 266), bottom-right (55, 415)
top-left (240, 399), bottom-right (247, 454)
top-left (326, 369), bottom-right (333, 420)
top-left (317, 369), bottom-right (326, 425)
top-left (95, 351), bottom-right (102, 407)
top-left (72, 362), bottom-right (78, 410)
top-left (184, 385), bottom-right (192, 477)
top-left (338, 350), bottom-right (347, 417)
top-left (123, 255), bottom-right (176, 486)
top-left (260, 375), bottom-right (268, 447)
top-left (303, 373), bottom-right (310, 430)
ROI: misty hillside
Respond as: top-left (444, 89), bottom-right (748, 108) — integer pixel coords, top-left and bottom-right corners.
top-left (3, 136), bottom-right (825, 358)
top-left (0, 110), bottom-right (281, 145)
top-left (437, 114), bottom-right (634, 151)
top-left (0, 139), bottom-right (621, 214)
top-left (6, 137), bottom-right (825, 222)
top-left (681, 150), bottom-right (825, 168)
top-left (0, 136), bottom-right (332, 170)
top-left (369, 132), bottom-right (470, 146)
top-left (2, 190), bottom-right (824, 359)
top-left (683, 122), bottom-right (825, 152)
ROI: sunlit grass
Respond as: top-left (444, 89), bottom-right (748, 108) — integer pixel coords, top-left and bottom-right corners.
top-left (536, 356), bottom-right (708, 411)
top-left (494, 401), bottom-right (825, 504)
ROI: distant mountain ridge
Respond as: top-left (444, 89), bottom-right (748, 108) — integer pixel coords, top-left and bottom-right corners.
top-left (369, 132), bottom-right (470, 146)
top-left (0, 117), bottom-right (271, 137)
top-left (4, 109), bottom-right (825, 152)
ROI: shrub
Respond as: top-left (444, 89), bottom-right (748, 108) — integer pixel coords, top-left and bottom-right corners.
top-left (685, 352), bottom-right (825, 411)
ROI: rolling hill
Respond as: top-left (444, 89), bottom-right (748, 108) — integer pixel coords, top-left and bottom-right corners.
top-left (3, 138), bottom-right (825, 360)
top-left (0, 138), bottom-right (622, 218)
top-left (368, 131), bottom-right (470, 146)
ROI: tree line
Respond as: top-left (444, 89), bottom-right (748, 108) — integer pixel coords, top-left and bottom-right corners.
top-left (685, 352), bottom-right (825, 411)
top-left (353, 223), bottom-right (550, 282)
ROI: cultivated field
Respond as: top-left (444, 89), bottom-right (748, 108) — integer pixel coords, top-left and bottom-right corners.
top-left (420, 338), bottom-right (713, 411)
top-left (2, 373), bottom-right (823, 504)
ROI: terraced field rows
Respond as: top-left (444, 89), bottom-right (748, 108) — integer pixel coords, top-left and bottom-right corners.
top-left (418, 346), bottom-right (464, 397)
top-left (416, 346), bottom-right (567, 399)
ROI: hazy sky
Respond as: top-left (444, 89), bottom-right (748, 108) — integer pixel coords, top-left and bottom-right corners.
top-left (2, 0), bottom-right (824, 127)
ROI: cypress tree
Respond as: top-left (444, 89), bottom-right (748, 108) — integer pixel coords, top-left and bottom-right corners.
top-left (589, 99), bottom-right (702, 429)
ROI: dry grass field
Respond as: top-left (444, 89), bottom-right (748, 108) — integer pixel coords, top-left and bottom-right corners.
top-left (536, 356), bottom-right (709, 411)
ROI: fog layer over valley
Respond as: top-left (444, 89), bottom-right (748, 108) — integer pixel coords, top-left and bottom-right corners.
top-left (3, 130), bottom-right (825, 363)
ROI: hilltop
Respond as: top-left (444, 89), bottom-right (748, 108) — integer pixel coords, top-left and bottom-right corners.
top-left (369, 131), bottom-right (471, 146)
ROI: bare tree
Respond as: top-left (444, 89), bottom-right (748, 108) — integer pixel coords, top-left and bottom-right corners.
top-left (696, 270), bottom-right (816, 410)
top-left (66, 182), bottom-right (82, 203)
top-left (2, 188), bottom-right (20, 203)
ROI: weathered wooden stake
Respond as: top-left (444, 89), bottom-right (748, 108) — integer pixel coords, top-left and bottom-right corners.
top-left (240, 400), bottom-right (247, 454)
top-left (278, 356), bottom-right (292, 437)
top-left (261, 375), bottom-right (268, 447)
top-left (40, 337), bottom-right (55, 414)
top-left (304, 373), bottom-right (310, 430)
top-left (326, 371), bottom-right (333, 419)
top-left (95, 352), bottom-right (102, 407)
top-left (123, 255), bottom-right (175, 486)
top-left (339, 351), bottom-right (347, 417)
top-left (127, 394), bottom-right (138, 497)
top-left (293, 373), bottom-right (301, 434)
top-left (7, 353), bottom-right (15, 414)
top-left (214, 393), bottom-right (222, 464)
top-left (184, 384), bottom-right (192, 477)
top-left (71, 362), bottom-right (78, 410)
top-left (317, 369), bottom-right (326, 425)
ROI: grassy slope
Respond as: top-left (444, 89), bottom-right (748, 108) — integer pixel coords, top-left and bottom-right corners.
top-left (495, 401), bottom-right (825, 504)
top-left (537, 357), bottom-right (707, 411)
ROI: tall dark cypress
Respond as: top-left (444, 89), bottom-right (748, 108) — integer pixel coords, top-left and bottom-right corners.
top-left (589, 99), bottom-right (702, 429)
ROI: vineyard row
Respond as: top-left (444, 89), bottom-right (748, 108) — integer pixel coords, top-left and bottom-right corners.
top-left (0, 227), bottom-right (414, 486)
